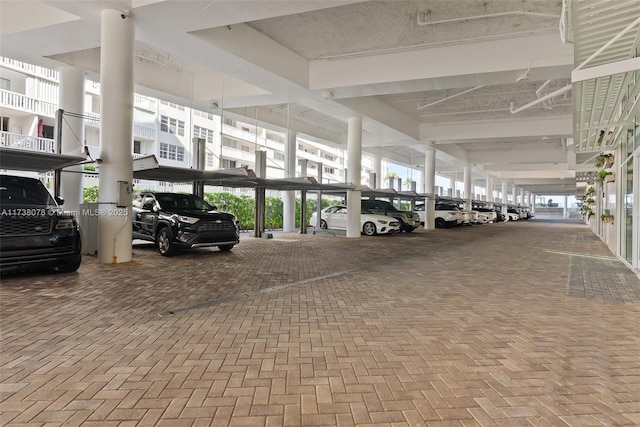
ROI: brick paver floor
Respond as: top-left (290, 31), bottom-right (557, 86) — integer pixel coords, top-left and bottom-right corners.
top-left (1, 219), bottom-right (639, 426)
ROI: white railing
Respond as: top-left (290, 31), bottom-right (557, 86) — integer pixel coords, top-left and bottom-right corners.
top-left (0, 89), bottom-right (58, 117)
top-left (85, 80), bottom-right (101, 94)
top-left (0, 131), bottom-right (55, 152)
top-left (221, 145), bottom-right (255, 163)
top-left (133, 123), bottom-right (156, 140)
top-left (0, 57), bottom-right (58, 81)
top-left (134, 95), bottom-right (157, 111)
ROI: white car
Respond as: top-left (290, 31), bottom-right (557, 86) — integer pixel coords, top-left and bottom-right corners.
top-left (310, 205), bottom-right (401, 236)
top-left (505, 211), bottom-right (520, 221)
top-left (415, 203), bottom-right (465, 228)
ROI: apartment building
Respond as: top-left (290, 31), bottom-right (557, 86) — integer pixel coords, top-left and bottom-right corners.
top-left (0, 57), bottom-right (375, 195)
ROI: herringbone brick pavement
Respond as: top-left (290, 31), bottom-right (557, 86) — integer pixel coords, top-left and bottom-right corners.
top-left (1, 219), bottom-right (639, 426)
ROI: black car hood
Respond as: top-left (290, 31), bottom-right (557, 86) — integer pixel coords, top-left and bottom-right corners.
top-left (162, 209), bottom-right (235, 221)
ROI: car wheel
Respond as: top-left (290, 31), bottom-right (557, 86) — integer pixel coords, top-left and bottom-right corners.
top-left (57, 256), bottom-right (81, 273)
top-left (362, 221), bottom-right (377, 236)
top-left (218, 244), bottom-right (234, 252)
top-left (320, 220), bottom-right (328, 229)
top-left (435, 218), bottom-right (446, 228)
top-left (157, 227), bottom-right (176, 256)
top-left (404, 225), bottom-right (414, 233)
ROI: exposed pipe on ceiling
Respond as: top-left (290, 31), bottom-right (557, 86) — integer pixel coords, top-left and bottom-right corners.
top-left (416, 86), bottom-right (486, 111)
top-left (509, 84), bottom-right (571, 114)
top-left (416, 10), bottom-right (559, 27)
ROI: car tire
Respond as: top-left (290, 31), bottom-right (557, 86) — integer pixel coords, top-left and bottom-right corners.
top-left (404, 225), bottom-right (414, 233)
top-left (362, 221), bottom-right (377, 236)
top-left (57, 256), bottom-right (81, 273)
top-left (320, 220), bottom-right (328, 229)
top-left (435, 218), bottom-right (446, 228)
top-left (218, 244), bottom-right (234, 252)
top-left (156, 227), bottom-right (176, 257)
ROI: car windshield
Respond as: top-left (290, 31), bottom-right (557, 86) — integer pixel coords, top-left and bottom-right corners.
top-left (436, 204), bottom-right (458, 210)
top-left (0, 175), bottom-right (57, 206)
top-left (156, 194), bottom-right (213, 211)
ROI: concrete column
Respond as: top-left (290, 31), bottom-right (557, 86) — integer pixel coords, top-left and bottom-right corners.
top-left (97, 9), bottom-right (135, 264)
top-left (501, 181), bottom-right (508, 216)
top-left (564, 195), bottom-right (568, 218)
top-left (485, 176), bottom-right (493, 202)
top-left (424, 142), bottom-right (436, 229)
top-left (520, 188), bottom-right (526, 206)
top-left (58, 66), bottom-right (85, 214)
top-left (282, 130), bottom-right (296, 232)
top-left (346, 116), bottom-right (362, 238)
top-left (464, 165), bottom-right (472, 211)
top-left (372, 154), bottom-right (382, 189)
top-left (512, 185), bottom-right (518, 206)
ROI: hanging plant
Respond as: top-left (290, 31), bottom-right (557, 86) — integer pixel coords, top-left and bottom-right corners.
top-left (601, 209), bottom-right (614, 223)
top-left (584, 197), bottom-right (595, 205)
top-left (594, 153), bottom-right (614, 168)
top-left (585, 186), bottom-right (595, 196)
top-left (597, 169), bottom-right (613, 183)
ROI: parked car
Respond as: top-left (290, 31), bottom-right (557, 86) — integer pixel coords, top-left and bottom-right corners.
top-left (474, 207), bottom-right (497, 223)
top-left (505, 208), bottom-right (520, 221)
top-left (310, 205), bottom-right (400, 235)
top-left (416, 203), bottom-right (464, 228)
top-left (132, 192), bottom-right (239, 256)
top-left (360, 199), bottom-right (420, 232)
top-left (0, 174), bottom-right (82, 273)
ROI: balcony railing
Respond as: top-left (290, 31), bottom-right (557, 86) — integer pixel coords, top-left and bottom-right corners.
top-left (0, 131), bottom-right (55, 153)
top-left (0, 57), bottom-right (58, 81)
top-left (0, 89), bottom-right (58, 117)
top-left (134, 123), bottom-right (156, 140)
top-left (134, 95), bottom-right (157, 112)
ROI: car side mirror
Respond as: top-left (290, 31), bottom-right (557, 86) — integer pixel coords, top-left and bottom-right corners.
top-left (55, 195), bottom-right (65, 206)
top-left (211, 205), bottom-right (218, 210)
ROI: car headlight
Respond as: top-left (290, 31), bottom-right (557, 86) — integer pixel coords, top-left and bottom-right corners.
top-left (376, 219), bottom-right (389, 224)
top-left (56, 218), bottom-right (76, 229)
top-left (176, 215), bottom-right (199, 224)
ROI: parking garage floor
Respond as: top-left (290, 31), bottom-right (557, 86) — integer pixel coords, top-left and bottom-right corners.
top-left (1, 219), bottom-right (640, 427)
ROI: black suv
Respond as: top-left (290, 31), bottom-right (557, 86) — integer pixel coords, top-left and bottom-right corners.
top-left (132, 192), bottom-right (239, 256)
top-left (0, 174), bottom-right (82, 273)
top-left (360, 199), bottom-right (420, 232)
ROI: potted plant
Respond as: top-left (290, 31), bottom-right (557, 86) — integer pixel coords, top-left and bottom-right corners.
top-left (594, 153), bottom-right (614, 168)
top-left (585, 186), bottom-right (595, 196)
top-left (598, 169), bottom-right (613, 183)
top-left (582, 206), bottom-right (594, 220)
top-left (601, 209), bottom-right (614, 223)
top-left (584, 197), bottom-right (595, 205)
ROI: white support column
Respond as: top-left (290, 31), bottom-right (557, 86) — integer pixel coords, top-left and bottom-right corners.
top-left (564, 195), bottom-right (568, 218)
top-left (520, 188), bottom-right (526, 206)
top-left (512, 185), bottom-right (518, 206)
top-left (464, 165), bottom-right (472, 211)
top-left (424, 142), bottom-right (436, 230)
top-left (97, 9), bottom-right (135, 264)
top-left (501, 181), bottom-right (508, 216)
top-left (283, 130), bottom-right (296, 232)
top-left (485, 176), bottom-right (493, 202)
top-left (346, 116), bottom-right (362, 238)
top-left (59, 66), bottom-right (85, 214)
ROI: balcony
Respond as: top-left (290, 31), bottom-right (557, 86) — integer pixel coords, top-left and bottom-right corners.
top-left (221, 146), bottom-right (255, 164)
top-left (0, 89), bottom-right (58, 118)
top-left (1, 131), bottom-right (55, 153)
top-left (1, 57), bottom-right (58, 81)
top-left (134, 123), bottom-right (156, 140)
top-left (134, 95), bottom-right (157, 112)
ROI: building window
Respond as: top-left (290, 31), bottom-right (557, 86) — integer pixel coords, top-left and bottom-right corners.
top-left (324, 166), bottom-right (335, 174)
top-left (222, 137), bottom-right (236, 149)
top-left (241, 145), bottom-right (250, 152)
top-left (194, 110), bottom-right (214, 120)
top-left (159, 142), bottom-right (185, 162)
top-left (194, 125), bottom-right (214, 144)
top-left (0, 78), bottom-right (9, 91)
top-left (160, 100), bottom-right (185, 111)
top-left (133, 140), bottom-right (141, 154)
top-left (322, 153), bottom-right (334, 161)
top-left (160, 115), bottom-right (185, 136)
top-left (274, 152), bottom-right (285, 161)
top-left (221, 159), bottom-right (237, 168)
top-left (0, 116), bottom-right (9, 132)
top-left (206, 152), bottom-right (215, 168)
top-left (223, 118), bottom-right (234, 126)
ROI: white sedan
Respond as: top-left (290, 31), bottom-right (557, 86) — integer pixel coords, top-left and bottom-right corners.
top-left (310, 205), bottom-right (400, 235)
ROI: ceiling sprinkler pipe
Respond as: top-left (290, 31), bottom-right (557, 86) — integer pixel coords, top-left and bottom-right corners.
top-left (536, 79), bottom-right (552, 97)
top-left (416, 10), bottom-right (558, 26)
top-left (510, 84), bottom-right (571, 114)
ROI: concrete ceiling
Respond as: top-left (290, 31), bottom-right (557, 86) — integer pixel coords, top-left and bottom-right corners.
top-left (0, 0), bottom-right (586, 195)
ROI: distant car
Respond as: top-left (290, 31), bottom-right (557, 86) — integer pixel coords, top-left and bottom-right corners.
top-left (0, 174), bottom-right (82, 273)
top-left (310, 205), bottom-right (400, 235)
top-left (474, 207), bottom-right (497, 223)
top-left (505, 209), bottom-right (520, 221)
top-left (132, 192), bottom-right (239, 256)
top-left (360, 199), bottom-right (420, 232)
